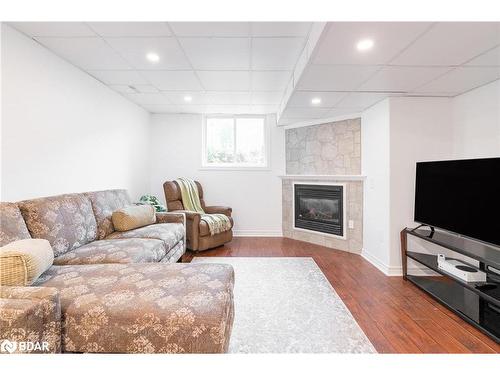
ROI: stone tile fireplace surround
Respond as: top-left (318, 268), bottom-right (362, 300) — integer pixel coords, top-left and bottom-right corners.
top-left (281, 118), bottom-right (363, 254)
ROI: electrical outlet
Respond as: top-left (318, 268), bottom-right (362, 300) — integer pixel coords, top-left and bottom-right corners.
top-left (348, 220), bottom-right (354, 229)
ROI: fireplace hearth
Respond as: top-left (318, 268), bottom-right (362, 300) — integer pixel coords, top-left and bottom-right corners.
top-left (294, 184), bottom-right (344, 237)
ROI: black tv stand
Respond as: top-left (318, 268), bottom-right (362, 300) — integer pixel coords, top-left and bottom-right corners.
top-left (411, 224), bottom-right (435, 236)
top-left (401, 226), bottom-right (500, 343)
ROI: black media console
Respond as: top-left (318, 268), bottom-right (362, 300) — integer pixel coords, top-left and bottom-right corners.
top-left (400, 226), bottom-right (500, 343)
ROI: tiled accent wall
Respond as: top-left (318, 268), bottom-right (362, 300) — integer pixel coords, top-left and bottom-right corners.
top-left (286, 118), bottom-right (361, 175)
top-left (282, 118), bottom-right (363, 253)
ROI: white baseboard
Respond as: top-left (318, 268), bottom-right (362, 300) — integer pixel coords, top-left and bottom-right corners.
top-left (233, 230), bottom-right (283, 237)
top-left (361, 250), bottom-right (438, 277)
top-left (361, 251), bottom-right (402, 276)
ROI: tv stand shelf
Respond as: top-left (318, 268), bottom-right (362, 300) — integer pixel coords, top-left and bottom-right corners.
top-left (401, 226), bottom-right (500, 343)
top-left (406, 227), bottom-right (500, 270)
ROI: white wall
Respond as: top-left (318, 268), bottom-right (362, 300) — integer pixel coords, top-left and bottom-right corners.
top-left (451, 80), bottom-right (500, 158)
top-left (361, 99), bottom-right (391, 271)
top-left (149, 113), bottom-right (285, 236)
top-left (1, 25), bottom-right (151, 201)
top-left (362, 81), bottom-right (500, 275)
top-left (389, 97), bottom-right (455, 274)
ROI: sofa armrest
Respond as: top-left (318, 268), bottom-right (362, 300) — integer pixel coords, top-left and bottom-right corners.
top-left (0, 286), bottom-right (61, 353)
top-left (155, 212), bottom-right (185, 225)
top-left (205, 206), bottom-right (232, 217)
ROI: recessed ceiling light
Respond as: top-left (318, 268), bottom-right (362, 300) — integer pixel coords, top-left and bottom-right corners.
top-left (311, 97), bottom-right (322, 105)
top-left (356, 39), bottom-right (374, 51)
top-left (146, 52), bottom-right (160, 63)
top-left (184, 95), bottom-right (193, 102)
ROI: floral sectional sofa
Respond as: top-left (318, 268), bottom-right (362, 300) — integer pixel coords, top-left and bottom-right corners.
top-left (0, 190), bottom-right (235, 353)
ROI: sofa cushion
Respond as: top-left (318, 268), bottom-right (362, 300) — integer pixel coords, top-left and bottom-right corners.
top-left (105, 223), bottom-right (184, 251)
top-left (0, 202), bottom-right (32, 246)
top-left (85, 190), bottom-right (131, 240)
top-left (18, 194), bottom-right (97, 257)
top-left (112, 205), bottom-right (155, 232)
top-left (34, 262), bottom-right (235, 353)
top-left (0, 286), bottom-right (61, 353)
top-left (160, 240), bottom-right (184, 264)
top-left (53, 238), bottom-right (167, 265)
top-left (0, 239), bottom-right (54, 286)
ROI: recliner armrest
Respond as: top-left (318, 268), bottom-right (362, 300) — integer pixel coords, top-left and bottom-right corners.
top-left (172, 210), bottom-right (202, 221)
top-left (204, 206), bottom-right (232, 216)
top-left (0, 286), bottom-right (61, 353)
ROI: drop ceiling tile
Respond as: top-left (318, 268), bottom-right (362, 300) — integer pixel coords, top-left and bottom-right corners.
top-left (358, 66), bottom-right (451, 91)
top-left (169, 22), bottom-right (250, 37)
top-left (296, 65), bottom-right (379, 91)
top-left (88, 70), bottom-right (149, 85)
top-left (179, 38), bottom-right (250, 70)
top-left (414, 66), bottom-right (500, 94)
top-left (250, 104), bottom-right (279, 114)
top-left (204, 105), bottom-right (253, 114)
top-left (197, 71), bottom-right (250, 91)
top-left (205, 91), bottom-right (252, 105)
top-left (280, 107), bottom-right (331, 119)
top-left (161, 92), bottom-right (210, 105)
top-left (251, 91), bottom-right (283, 105)
top-left (250, 22), bottom-right (311, 37)
top-left (140, 70), bottom-right (203, 91)
top-left (125, 93), bottom-right (171, 105)
top-left (105, 37), bottom-right (190, 70)
top-left (336, 92), bottom-right (390, 109)
top-left (133, 84), bottom-right (160, 93)
top-left (326, 108), bottom-right (364, 117)
top-left (391, 22), bottom-right (500, 66)
top-left (313, 22), bottom-right (431, 65)
top-left (252, 71), bottom-right (291, 91)
top-left (466, 46), bottom-right (500, 66)
top-left (10, 22), bottom-right (96, 37)
top-left (287, 91), bottom-right (346, 107)
top-left (140, 104), bottom-right (180, 113)
top-left (175, 105), bottom-right (210, 114)
top-left (109, 85), bottom-right (137, 94)
top-left (35, 37), bottom-right (131, 70)
top-left (252, 37), bottom-right (305, 70)
top-left (88, 22), bottom-right (171, 37)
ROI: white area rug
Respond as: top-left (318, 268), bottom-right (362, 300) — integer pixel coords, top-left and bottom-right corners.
top-left (192, 257), bottom-right (376, 353)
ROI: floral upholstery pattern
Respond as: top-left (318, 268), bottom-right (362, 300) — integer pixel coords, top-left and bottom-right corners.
top-left (106, 223), bottom-right (184, 251)
top-left (53, 238), bottom-right (167, 265)
top-left (18, 194), bottom-right (97, 257)
top-left (0, 286), bottom-right (61, 353)
top-left (34, 263), bottom-right (235, 353)
top-left (0, 202), bottom-right (31, 247)
top-left (160, 241), bottom-right (184, 263)
top-left (85, 190), bottom-right (131, 240)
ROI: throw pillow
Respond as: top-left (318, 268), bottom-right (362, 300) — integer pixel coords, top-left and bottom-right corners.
top-left (112, 205), bottom-right (156, 231)
top-left (0, 239), bottom-right (54, 286)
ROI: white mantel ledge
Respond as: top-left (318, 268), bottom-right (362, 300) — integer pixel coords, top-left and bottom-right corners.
top-left (278, 174), bottom-right (365, 181)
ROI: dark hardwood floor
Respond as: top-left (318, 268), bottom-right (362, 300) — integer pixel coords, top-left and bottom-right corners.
top-left (184, 237), bottom-right (500, 354)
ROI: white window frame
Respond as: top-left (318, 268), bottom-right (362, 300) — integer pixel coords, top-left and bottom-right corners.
top-left (201, 114), bottom-right (270, 170)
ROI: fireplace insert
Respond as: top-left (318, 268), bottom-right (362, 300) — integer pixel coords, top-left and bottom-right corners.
top-left (294, 184), bottom-right (344, 236)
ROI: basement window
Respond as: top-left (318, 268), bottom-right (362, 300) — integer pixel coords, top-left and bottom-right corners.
top-left (202, 115), bottom-right (269, 169)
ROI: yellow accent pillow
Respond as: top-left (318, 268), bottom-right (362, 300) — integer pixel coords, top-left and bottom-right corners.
top-left (0, 239), bottom-right (54, 286)
top-left (112, 205), bottom-right (156, 232)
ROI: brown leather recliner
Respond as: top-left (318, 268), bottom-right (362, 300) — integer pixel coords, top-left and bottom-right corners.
top-left (163, 180), bottom-right (233, 251)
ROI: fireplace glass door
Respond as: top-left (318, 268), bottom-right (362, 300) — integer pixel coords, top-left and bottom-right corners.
top-left (294, 184), bottom-right (344, 236)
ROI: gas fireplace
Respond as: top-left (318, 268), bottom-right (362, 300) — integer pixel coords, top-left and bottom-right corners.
top-left (294, 184), bottom-right (344, 237)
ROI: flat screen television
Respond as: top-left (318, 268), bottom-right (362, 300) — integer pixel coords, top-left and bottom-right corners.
top-left (414, 157), bottom-right (500, 247)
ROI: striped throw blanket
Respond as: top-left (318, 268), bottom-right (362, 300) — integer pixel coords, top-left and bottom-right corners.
top-left (175, 177), bottom-right (232, 236)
